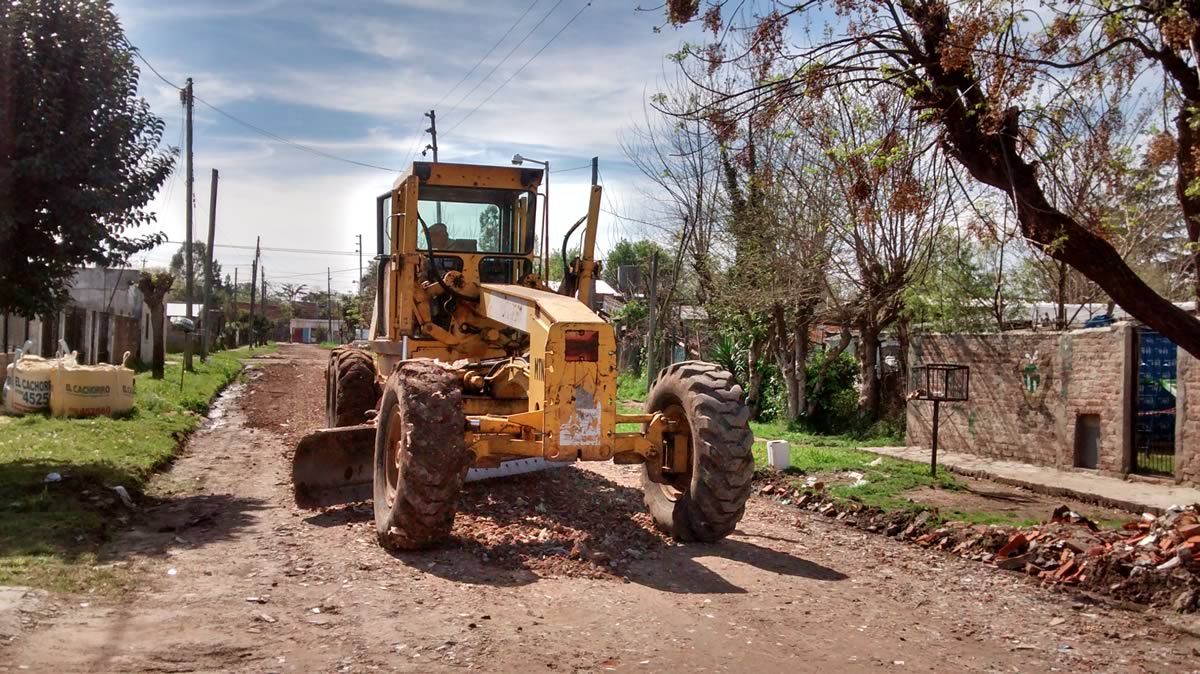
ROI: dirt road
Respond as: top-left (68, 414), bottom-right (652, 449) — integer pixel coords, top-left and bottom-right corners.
top-left (4, 344), bottom-right (1199, 672)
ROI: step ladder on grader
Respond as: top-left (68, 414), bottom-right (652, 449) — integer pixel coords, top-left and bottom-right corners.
top-left (292, 161), bottom-right (754, 549)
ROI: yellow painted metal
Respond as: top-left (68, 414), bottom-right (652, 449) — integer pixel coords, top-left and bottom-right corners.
top-left (366, 161), bottom-right (664, 469)
top-left (576, 185), bottom-right (602, 309)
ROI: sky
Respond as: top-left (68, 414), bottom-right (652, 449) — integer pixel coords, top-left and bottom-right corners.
top-left (114, 0), bottom-right (706, 294)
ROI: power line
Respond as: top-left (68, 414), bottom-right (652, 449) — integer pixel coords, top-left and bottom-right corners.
top-left (397, 0), bottom-right (544, 170)
top-left (433, 0), bottom-right (542, 113)
top-left (131, 47), bottom-right (402, 173)
top-left (165, 240), bottom-right (359, 256)
top-left (192, 95), bottom-right (401, 172)
top-left (446, 1), bottom-right (591, 136)
top-left (443, 0), bottom-right (567, 124)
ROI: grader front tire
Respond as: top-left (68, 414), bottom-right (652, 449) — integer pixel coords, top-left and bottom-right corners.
top-left (373, 360), bottom-right (470, 550)
top-left (641, 361), bottom-right (754, 542)
top-left (326, 347), bottom-right (380, 428)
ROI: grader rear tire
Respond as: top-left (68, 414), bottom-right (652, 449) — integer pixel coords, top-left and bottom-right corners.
top-left (641, 361), bottom-right (754, 542)
top-left (325, 347), bottom-right (380, 428)
top-left (373, 360), bottom-right (470, 550)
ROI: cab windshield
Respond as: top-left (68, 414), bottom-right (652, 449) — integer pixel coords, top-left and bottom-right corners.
top-left (417, 186), bottom-right (534, 254)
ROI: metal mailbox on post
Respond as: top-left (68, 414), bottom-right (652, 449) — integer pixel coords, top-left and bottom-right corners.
top-left (909, 363), bottom-right (970, 476)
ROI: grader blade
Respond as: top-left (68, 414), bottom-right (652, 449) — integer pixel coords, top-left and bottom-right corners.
top-left (292, 424), bottom-right (375, 508)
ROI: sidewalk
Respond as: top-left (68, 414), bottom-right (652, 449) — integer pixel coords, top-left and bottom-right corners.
top-left (868, 446), bottom-right (1200, 515)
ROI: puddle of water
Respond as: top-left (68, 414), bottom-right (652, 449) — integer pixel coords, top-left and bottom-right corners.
top-left (202, 382), bottom-right (245, 430)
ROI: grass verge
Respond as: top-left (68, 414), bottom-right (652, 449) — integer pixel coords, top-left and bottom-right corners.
top-left (0, 345), bottom-right (273, 593)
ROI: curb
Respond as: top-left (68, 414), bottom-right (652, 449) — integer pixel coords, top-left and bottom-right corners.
top-left (862, 449), bottom-right (1161, 516)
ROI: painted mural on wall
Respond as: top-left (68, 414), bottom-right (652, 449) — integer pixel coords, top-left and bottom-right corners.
top-left (1019, 350), bottom-right (1053, 407)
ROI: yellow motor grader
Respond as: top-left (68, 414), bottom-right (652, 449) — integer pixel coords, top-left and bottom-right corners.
top-left (292, 161), bottom-right (753, 549)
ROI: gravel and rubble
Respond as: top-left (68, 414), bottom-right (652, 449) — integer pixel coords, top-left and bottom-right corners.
top-left (314, 465), bottom-right (671, 581)
top-left (754, 468), bottom-right (1200, 612)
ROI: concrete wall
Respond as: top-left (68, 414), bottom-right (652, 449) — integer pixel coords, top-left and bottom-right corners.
top-left (907, 324), bottom-right (1132, 476)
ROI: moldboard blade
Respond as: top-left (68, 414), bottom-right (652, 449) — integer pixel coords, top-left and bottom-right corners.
top-left (292, 424), bottom-right (376, 508)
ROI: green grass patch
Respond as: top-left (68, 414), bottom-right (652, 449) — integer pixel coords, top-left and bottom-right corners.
top-left (0, 346), bottom-right (268, 593)
top-left (319, 340), bottom-right (340, 350)
top-left (746, 423), bottom-right (1064, 528)
top-left (616, 371), bottom-right (645, 403)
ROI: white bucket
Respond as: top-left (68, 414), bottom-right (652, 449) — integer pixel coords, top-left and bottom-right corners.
top-left (766, 440), bottom-right (791, 470)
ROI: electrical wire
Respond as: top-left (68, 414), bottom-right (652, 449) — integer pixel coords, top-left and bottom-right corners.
top-left (131, 47), bottom-right (402, 173)
top-left (165, 241), bottom-right (359, 256)
top-left (432, 0), bottom-right (542, 112)
top-left (442, 0), bottom-right (567, 123)
top-left (192, 95), bottom-right (401, 172)
top-left (446, 1), bottom-right (591, 136)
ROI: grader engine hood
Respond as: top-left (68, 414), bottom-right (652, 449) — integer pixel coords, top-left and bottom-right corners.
top-left (479, 285), bottom-right (618, 460)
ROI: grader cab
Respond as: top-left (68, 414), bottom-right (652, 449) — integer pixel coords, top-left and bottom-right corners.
top-left (292, 161), bottom-right (753, 549)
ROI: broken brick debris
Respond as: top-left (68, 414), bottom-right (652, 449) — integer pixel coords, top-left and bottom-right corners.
top-left (752, 470), bottom-right (1200, 613)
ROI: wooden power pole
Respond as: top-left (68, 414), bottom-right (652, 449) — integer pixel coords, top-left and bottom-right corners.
top-left (327, 267), bottom-right (333, 343)
top-left (201, 168), bottom-right (218, 361)
top-left (182, 77), bottom-right (194, 371)
top-left (249, 236), bottom-right (259, 347)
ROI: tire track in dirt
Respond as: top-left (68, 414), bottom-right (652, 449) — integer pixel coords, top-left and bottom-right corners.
top-left (5, 344), bottom-right (1199, 672)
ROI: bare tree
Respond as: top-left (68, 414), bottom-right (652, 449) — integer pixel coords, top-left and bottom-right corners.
top-left (813, 84), bottom-right (949, 420)
top-left (137, 271), bottom-right (174, 379)
top-left (661, 0), bottom-right (1200, 357)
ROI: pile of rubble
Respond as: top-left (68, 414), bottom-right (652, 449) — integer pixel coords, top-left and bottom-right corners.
top-left (753, 470), bottom-right (1200, 612)
top-left (451, 467), bottom-right (666, 579)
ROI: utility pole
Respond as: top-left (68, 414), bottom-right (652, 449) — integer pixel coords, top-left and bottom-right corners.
top-left (356, 234), bottom-right (363, 340)
top-left (423, 110), bottom-right (439, 161)
top-left (261, 267), bottom-right (266, 346)
top-left (249, 237), bottom-right (259, 347)
top-left (232, 267), bottom-right (238, 345)
top-left (181, 77), bottom-right (194, 371)
top-left (201, 168), bottom-right (218, 362)
top-left (327, 267), bottom-right (333, 343)
top-left (423, 110), bottom-right (441, 222)
top-left (645, 250), bottom-right (659, 393)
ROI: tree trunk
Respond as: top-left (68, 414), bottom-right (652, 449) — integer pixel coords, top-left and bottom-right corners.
top-left (746, 332), bottom-right (766, 419)
top-left (859, 325), bottom-right (881, 423)
top-left (807, 324), bottom-right (852, 417)
top-left (770, 303), bottom-right (798, 422)
top-left (1176, 106), bottom-right (1200, 303)
top-left (791, 312), bottom-right (810, 423)
top-left (1056, 260), bottom-right (1068, 331)
top-left (149, 302), bottom-right (165, 379)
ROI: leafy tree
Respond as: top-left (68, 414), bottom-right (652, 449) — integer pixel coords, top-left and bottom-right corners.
top-left (479, 205), bottom-right (500, 251)
top-left (548, 246), bottom-right (580, 283)
top-left (0, 1), bottom-right (175, 319)
top-left (906, 234), bottom-right (1013, 333)
top-left (603, 239), bottom-right (665, 291)
top-left (168, 241), bottom-right (222, 302)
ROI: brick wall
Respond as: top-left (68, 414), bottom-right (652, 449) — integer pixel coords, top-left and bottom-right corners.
top-left (1177, 351), bottom-right (1200, 484)
top-left (907, 325), bottom-right (1131, 474)
top-left (1060, 327), bottom-right (1133, 474)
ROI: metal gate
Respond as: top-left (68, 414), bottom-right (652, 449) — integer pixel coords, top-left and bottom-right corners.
top-left (1133, 328), bottom-right (1177, 476)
